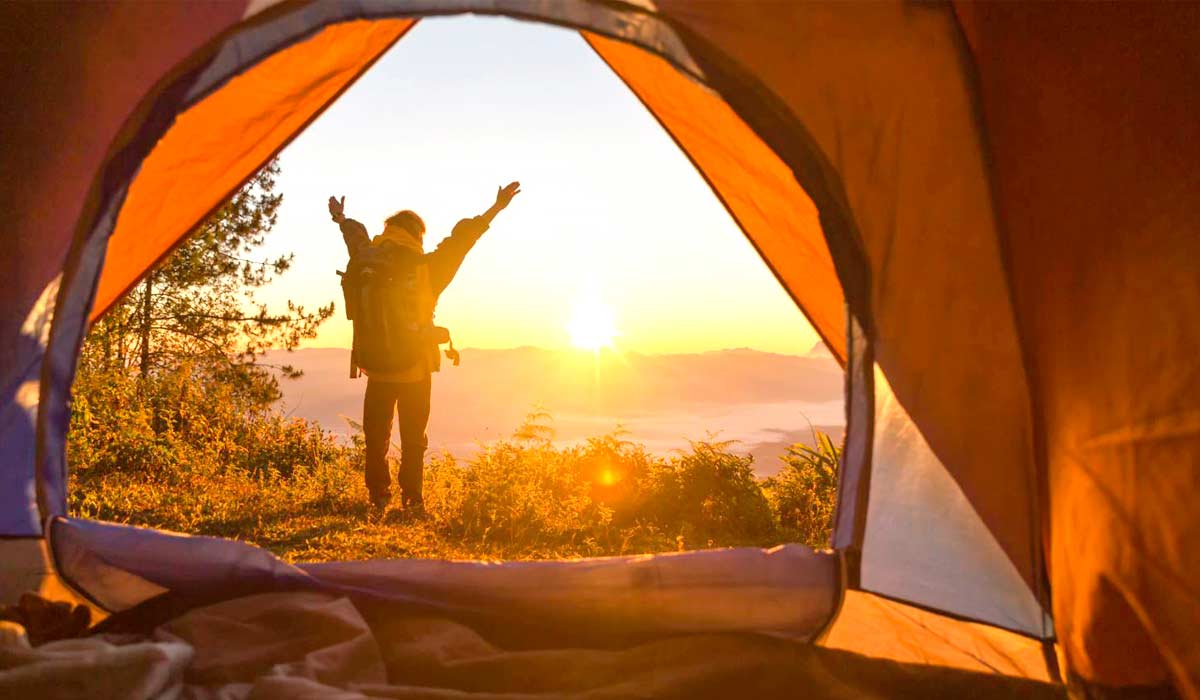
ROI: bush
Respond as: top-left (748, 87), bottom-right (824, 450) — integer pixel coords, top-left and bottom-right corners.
top-left (638, 438), bottom-right (776, 548)
top-left (423, 413), bottom-right (636, 557)
top-left (763, 429), bottom-right (841, 548)
top-left (70, 389), bottom-right (843, 561)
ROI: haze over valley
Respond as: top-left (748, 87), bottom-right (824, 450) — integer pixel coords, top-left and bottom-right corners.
top-left (265, 345), bottom-right (843, 476)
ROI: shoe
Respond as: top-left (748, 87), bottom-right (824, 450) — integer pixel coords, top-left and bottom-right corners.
top-left (402, 497), bottom-right (426, 519)
top-left (370, 491), bottom-right (391, 512)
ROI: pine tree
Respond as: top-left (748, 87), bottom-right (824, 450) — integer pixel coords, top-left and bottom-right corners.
top-left (80, 160), bottom-right (333, 408)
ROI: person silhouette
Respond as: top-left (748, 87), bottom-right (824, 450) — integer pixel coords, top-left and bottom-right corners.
top-left (328, 182), bottom-right (520, 512)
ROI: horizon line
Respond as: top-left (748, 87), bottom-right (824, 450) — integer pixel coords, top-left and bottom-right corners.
top-left (265, 343), bottom-right (833, 357)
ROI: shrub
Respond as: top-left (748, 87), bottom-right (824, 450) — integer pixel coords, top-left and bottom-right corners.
top-left (70, 390), bottom-right (843, 562)
top-left (639, 438), bottom-right (776, 548)
top-left (763, 429), bottom-right (842, 548)
top-left (422, 412), bottom-right (617, 557)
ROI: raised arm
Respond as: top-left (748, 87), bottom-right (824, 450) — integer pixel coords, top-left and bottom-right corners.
top-left (328, 195), bottom-right (370, 257)
top-left (479, 181), bottom-right (521, 225)
top-left (426, 182), bottom-right (521, 294)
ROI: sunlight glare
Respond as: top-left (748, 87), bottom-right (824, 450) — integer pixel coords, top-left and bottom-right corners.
top-left (568, 296), bottom-right (618, 351)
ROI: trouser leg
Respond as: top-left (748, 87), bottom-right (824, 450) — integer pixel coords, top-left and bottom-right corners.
top-left (362, 378), bottom-right (399, 500)
top-left (395, 376), bottom-right (432, 505)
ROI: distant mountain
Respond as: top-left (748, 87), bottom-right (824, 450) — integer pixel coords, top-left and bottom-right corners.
top-left (262, 346), bottom-right (843, 475)
top-left (805, 340), bottom-right (836, 359)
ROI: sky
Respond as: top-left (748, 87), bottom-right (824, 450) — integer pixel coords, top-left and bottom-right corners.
top-left (257, 16), bottom-right (819, 356)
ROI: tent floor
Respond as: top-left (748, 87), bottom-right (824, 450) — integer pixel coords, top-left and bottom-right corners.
top-left (2, 587), bottom-right (1067, 698)
top-left (0, 539), bottom-right (102, 620)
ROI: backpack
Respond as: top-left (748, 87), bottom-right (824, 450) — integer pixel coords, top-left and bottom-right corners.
top-left (339, 244), bottom-right (426, 376)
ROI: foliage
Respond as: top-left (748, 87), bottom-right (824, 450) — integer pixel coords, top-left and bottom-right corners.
top-left (69, 362), bottom-right (344, 483)
top-left (71, 403), bottom-right (843, 561)
top-left (68, 159), bottom-right (842, 563)
top-left (762, 428), bottom-right (842, 548)
top-left (70, 159), bottom-right (343, 524)
top-left (639, 437), bottom-right (776, 547)
top-left (79, 161), bottom-right (333, 409)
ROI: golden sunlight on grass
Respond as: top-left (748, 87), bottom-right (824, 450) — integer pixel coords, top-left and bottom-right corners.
top-left (567, 296), bottom-right (618, 350)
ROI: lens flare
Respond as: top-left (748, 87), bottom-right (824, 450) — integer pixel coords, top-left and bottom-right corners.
top-left (568, 297), bottom-right (618, 350)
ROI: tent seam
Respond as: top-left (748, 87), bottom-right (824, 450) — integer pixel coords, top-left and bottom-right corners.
top-left (948, 2), bottom-right (1053, 630)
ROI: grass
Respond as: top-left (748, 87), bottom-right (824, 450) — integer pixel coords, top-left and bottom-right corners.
top-left (69, 381), bottom-right (841, 563)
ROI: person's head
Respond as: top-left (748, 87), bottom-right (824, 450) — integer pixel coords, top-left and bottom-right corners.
top-left (385, 210), bottom-right (425, 243)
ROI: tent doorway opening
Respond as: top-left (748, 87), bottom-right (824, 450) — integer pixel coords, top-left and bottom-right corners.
top-left (70, 16), bottom-right (848, 564)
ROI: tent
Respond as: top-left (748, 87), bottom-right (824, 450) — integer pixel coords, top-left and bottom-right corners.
top-left (1, 1), bottom-right (1196, 696)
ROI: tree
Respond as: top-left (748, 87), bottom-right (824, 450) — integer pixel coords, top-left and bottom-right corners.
top-left (80, 161), bottom-right (333, 407)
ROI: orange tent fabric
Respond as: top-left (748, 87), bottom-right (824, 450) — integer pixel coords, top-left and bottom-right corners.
top-left (957, 3), bottom-right (1200, 691)
top-left (582, 33), bottom-right (845, 363)
top-left (654, 0), bottom-right (1043, 604)
top-left (821, 590), bottom-right (1053, 681)
top-left (0, 0), bottom-right (248, 536)
top-left (92, 19), bottom-right (414, 321)
top-left (0, 2), bottom-right (244, 345)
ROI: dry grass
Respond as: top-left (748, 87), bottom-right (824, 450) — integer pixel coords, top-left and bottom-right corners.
top-left (69, 372), bottom-right (839, 562)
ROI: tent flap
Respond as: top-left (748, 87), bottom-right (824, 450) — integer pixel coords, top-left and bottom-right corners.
top-left (92, 18), bottom-right (416, 322)
top-left (653, 0), bottom-right (1044, 604)
top-left (0, 0), bottom-right (252, 535)
top-left (583, 31), bottom-right (846, 362)
top-left (862, 365), bottom-right (1045, 637)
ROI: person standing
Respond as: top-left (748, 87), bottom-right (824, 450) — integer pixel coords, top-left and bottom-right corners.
top-left (328, 182), bottom-right (520, 512)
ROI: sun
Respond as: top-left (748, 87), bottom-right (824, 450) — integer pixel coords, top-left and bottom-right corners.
top-left (568, 297), bottom-right (618, 350)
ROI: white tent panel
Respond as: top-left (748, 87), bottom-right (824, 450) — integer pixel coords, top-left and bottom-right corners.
top-left (861, 366), bottom-right (1047, 636)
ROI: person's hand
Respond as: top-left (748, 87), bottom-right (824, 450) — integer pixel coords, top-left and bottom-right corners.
top-left (494, 182), bottom-right (521, 209)
top-left (328, 195), bottom-right (346, 222)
